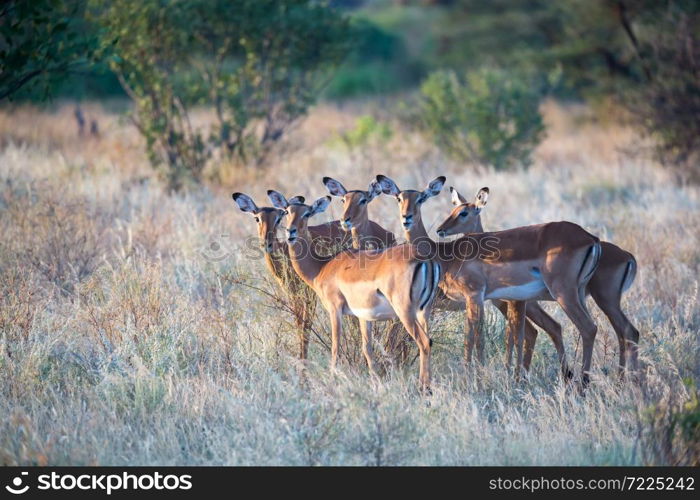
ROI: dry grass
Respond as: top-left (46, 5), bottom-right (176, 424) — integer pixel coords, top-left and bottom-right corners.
top-left (0, 99), bottom-right (698, 465)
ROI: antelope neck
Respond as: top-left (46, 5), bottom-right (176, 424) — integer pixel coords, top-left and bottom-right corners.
top-left (286, 226), bottom-right (323, 286)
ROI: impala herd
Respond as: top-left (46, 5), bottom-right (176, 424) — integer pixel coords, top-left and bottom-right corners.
top-left (232, 174), bottom-right (639, 393)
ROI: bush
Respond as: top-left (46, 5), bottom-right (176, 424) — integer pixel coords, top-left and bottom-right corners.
top-left (90, 0), bottom-right (351, 190)
top-left (325, 62), bottom-right (405, 99)
top-left (413, 68), bottom-right (545, 169)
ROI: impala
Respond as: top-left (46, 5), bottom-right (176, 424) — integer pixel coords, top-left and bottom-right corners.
top-left (375, 175), bottom-right (570, 377)
top-left (442, 185), bottom-right (640, 373)
top-left (426, 196), bottom-right (604, 383)
top-left (322, 176), bottom-right (407, 363)
top-left (231, 192), bottom-right (348, 360)
top-left (322, 177), bottom-right (396, 249)
top-left (377, 177), bottom-right (602, 383)
top-left (267, 189), bottom-right (440, 391)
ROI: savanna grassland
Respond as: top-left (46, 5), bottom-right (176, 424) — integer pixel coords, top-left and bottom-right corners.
top-left (0, 100), bottom-right (698, 465)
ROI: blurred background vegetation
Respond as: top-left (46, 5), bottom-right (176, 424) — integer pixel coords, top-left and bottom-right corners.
top-left (1, 0), bottom-right (698, 186)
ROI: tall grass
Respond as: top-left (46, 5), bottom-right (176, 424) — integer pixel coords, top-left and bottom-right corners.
top-left (0, 100), bottom-right (698, 465)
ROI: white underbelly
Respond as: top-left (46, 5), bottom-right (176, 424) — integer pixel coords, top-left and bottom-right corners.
top-left (345, 298), bottom-right (397, 321)
top-left (486, 280), bottom-right (548, 301)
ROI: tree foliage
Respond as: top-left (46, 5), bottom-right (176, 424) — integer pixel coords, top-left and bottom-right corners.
top-left (0, 0), bottom-right (99, 100)
top-left (91, 0), bottom-right (351, 190)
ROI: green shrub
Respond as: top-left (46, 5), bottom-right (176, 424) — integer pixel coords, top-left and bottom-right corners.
top-left (334, 115), bottom-right (392, 151)
top-left (325, 62), bottom-right (405, 99)
top-left (413, 68), bottom-right (545, 169)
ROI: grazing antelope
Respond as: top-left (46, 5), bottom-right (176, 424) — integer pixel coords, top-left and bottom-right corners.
top-left (443, 185), bottom-right (640, 373)
top-left (267, 189), bottom-right (440, 392)
top-left (322, 177), bottom-right (396, 249)
top-left (231, 192), bottom-right (348, 360)
top-left (375, 175), bottom-right (571, 377)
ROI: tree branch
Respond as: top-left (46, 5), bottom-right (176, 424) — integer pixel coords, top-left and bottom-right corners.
top-left (0, 69), bottom-right (44, 100)
top-left (616, 1), bottom-right (652, 81)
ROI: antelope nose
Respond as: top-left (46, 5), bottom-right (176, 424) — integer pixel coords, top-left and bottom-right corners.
top-left (342, 218), bottom-right (352, 229)
top-left (286, 228), bottom-right (297, 241)
top-left (402, 215), bottom-right (413, 228)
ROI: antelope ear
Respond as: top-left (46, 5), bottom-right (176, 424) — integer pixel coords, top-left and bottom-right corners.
top-left (232, 193), bottom-right (259, 213)
top-left (288, 195), bottom-right (306, 205)
top-left (475, 187), bottom-right (489, 208)
top-left (310, 196), bottom-right (331, 216)
top-left (322, 177), bottom-right (347, 197)
top-left (376, 174), bottom-right (400, 196)
top-left (424, 176), bottom-right (446, 198)
top-left (450, 186), bottom-right (468, 206)
top-left (267, 189), bottom-right (289, 209)
top-left (367, 179), bottom-right (382, 201)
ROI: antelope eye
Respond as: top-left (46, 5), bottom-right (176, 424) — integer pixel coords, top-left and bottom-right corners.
top-left (359, 199), bottom-right (367, 205)
top-left (254, 217), bottom-right (260, 222)
top-left (340, 199), bottom-right (345, 203)
top-left (459, 210), bottom-right (469, 218)
top-left (302, 212), bottom-right (311, 218)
